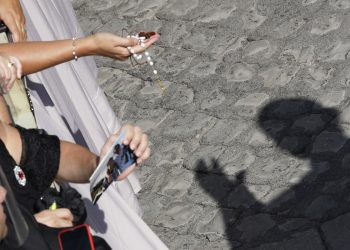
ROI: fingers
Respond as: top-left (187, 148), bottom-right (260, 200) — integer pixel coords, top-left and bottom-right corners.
top-left (9, 56), bottom-right (22, 79)
top-left (52, 208), bottom-right (74, 222)
top-left (1, 14), bottom-right (25, 42)
top-left (121, 124), bottom-right (142, 147)
top-left (129, 126), bottom-right (143, 151)
top-left (0, 55), bottom-right (21, 93)
top-left (137, 144), bottom-right (151, 164)
top-left (34, 208), bottom-right (74, 228)
top-left (0, 0), bottom-right (27, 42)
top-left (127, 33), bottom-right (160, 56)
top-left (120, 124), bottom-right (151, 164)
top-left (120, 33), bottom-right (160, 58)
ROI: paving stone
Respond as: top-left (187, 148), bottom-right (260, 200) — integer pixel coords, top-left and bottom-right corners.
top-left (278, 218), bottom-right (309, 232)
top-left (218, 147), bottom-right (256, 176)
top-left (195, 208), bottom-right (236, 237)
top-left (157, 168), bottom-right (194, 199)
top-left (273, 17), bottom-right (306, 39)
top-left (159, 112), bottom-right (216, 140)
top-left (73, 0), bottom-right (350, 248)
top-left (311, 14), bottom-right (342, 35)
top-left (304, 195), bottom-right (338, 219)
top-left (237, 214), bottom-right (276, 241)
top-left (184, 145), bottom-right (226, 172)
top-left (319, 41), bottom-right (350, 61)
top-left (162, 83), bottom-right (195, 111)
top-left (329, 0), bottom-right (350, 9)
top-left (226, 62), bottom-right (256, 82)
top-left (155, 202), bottom-right (201, 229)
top-left (194, 1), bottom-right (237, 23)
top-left (226, 184), bottom-right (270, 208)
top-left (159, 0), bottom-right (199, 18)
top-left (260, 65), bottom-right (300, 88)
top-left (241, 4), bottom-right (267, 30)
top-left (243, 40), bottom-right (275, 59)
top-left (199, 88), bottom-right (226, 110)
top-left (201, 119), bottom-right (248, 146)
top-left (312, 131), bottom-right (347, 154)
top-left (251, 230), bottom-right (325, 250)
top-left (322, 212), bottom-right (350, 250)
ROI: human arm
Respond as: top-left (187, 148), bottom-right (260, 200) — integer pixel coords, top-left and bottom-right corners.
top-left (0, 0), bottom-right (26, 42)
top-left (0, 121), bottom-right (150, 183)
top-left (56, 124), bottom-right (151, 183)
top-left (0, 32), bottom-right (160, 75)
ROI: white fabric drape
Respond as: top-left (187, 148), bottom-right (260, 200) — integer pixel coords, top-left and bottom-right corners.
top-left (20, 1), bottom-right (168, 249)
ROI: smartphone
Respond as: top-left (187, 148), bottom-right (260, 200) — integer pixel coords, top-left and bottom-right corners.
top-left (58, 224), bottom-right (95, 250)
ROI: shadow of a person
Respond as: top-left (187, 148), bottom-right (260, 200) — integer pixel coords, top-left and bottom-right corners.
top-left (196, 98), bottom-right (350, 249)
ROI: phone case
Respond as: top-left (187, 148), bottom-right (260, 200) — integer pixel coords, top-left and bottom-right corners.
top-left (58, 224), bottom-right (95, 250)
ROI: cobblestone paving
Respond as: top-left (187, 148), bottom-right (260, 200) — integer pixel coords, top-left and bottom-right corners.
top-left (73, 0), bottom-right (350, 249)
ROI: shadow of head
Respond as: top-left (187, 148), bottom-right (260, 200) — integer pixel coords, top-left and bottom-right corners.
top-left (257, 98), bottom-right (340, 158)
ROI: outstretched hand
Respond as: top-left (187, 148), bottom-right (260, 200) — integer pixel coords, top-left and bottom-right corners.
top-left (91, 32), bottom-right (160, 61)
top-left (100, 124), bottom-right (151, 180)
top-left (0, 0), bottom-right (26, 42)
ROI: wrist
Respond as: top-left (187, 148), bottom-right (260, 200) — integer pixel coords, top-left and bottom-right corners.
top-left (76, 36), bottom-right (96, 57)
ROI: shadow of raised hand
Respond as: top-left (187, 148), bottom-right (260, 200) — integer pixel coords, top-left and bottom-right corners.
top-left (195, 98), bottom-right (350, 249)
top-left (195, 159), bottom-right (259, 249)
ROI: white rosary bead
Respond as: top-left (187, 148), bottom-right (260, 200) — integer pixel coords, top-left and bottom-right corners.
top-left (153, 70), bottom-right (158, 75)
top-left (149, 61), bottom-right (154, 66)
top-left (145, 51), bottom-right (149, 56)
top-left (147, 56), bottom-right (151, 61)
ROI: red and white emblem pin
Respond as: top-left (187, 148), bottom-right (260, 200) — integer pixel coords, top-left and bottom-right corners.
top-left (13, 165), bottom-right (26, 186)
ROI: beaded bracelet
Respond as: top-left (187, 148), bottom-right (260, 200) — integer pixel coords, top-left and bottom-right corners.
top-left (72, 37), bottom-right (78, 61)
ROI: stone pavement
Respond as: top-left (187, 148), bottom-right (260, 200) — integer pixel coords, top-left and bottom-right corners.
top-left (73, 0), bottom-right (350, 249)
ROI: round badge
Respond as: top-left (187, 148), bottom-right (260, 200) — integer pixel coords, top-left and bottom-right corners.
top-left (13, 165), bottom-right (26, 186)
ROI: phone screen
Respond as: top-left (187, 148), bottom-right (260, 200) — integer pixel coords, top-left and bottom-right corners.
top-left (58, 224), bottom-right (94, 250)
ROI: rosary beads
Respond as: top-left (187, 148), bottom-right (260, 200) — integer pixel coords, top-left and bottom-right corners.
top-left (126, 32), bottom-right (165, 92)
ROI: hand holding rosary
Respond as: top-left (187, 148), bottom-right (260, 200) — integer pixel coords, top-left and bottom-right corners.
top-left (123, 30), bottom-right (166, 93)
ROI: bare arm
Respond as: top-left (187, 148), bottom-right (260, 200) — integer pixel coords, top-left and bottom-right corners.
top-left (0, 32), bottom-right (160, 75)
top-left (56, 140), bottom-right (98, 183)
top-left (0, 121), bottom-right (150, 184)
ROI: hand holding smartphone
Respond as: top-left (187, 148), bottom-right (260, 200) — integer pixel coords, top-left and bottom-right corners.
top-left (89, 132), bottom-right (137, 204)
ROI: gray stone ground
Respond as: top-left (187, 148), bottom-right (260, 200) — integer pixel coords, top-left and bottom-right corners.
top-left (73, 0), bottom-right (350, 249)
